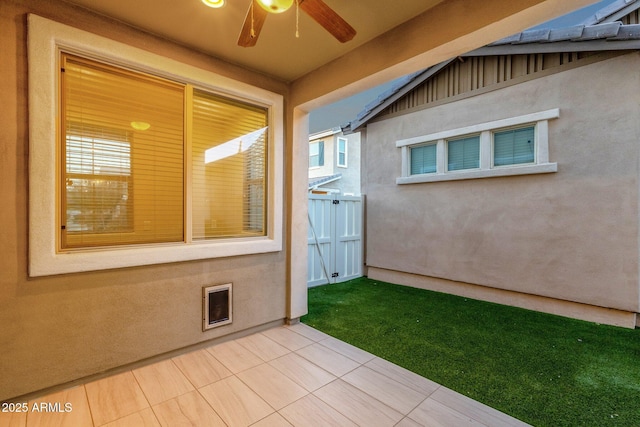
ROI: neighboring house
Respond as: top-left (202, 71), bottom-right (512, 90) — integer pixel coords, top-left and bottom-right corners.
top-left (345, 0), bottom-right (640, 328)
top-left (308, 128), bottom-right (361, 195)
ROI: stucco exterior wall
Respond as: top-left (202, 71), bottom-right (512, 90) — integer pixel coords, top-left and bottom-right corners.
top-left (362, 52), bottom-right (640, 325)
top-left (0, 0), bottom-right (288, 401)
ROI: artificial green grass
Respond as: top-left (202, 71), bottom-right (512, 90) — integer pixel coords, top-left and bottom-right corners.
top-left (301, 277), bottom-right (640, 427)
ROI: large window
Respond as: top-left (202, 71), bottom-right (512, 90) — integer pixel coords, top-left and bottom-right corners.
top-left (397, 109), bottom-right (559, 184)
top-left (28, 15), bottom-right (283, 276)
top-left (60, 53), bottom-right (268, 249)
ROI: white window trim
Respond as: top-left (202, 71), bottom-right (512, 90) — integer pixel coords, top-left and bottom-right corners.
top-left (397, 109), bottom-right (559, 185)
top-left (337, 137), bottom-right (348, 168)
top-left (28, 15), bottom-right (283, 277)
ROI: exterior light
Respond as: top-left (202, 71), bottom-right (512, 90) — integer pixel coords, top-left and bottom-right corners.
top-left (256, 0), bottom-right (293, 14)
top-left (202, 0), bottom-right (224, 8)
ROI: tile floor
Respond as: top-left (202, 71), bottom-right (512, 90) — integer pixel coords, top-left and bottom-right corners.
top-left (1, 323), bottom-right (531, 426)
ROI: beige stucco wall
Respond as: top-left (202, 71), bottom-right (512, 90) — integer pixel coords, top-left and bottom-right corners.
top-left (363, 52), bottom-right (640, 324)
top-left (0, 0), bottom-right (289, 401)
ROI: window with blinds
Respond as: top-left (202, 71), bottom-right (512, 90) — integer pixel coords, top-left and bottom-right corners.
top-left (396, 109), bottom-right (558, 185)
top-left (494, 126), bottom-right (535, 166)
top-left (60, 53), bottom-right (269, 250)
top-left (447, 135), bottom-right (480, 171)
top-left (410, 144), bottom-right (437, 175)
top-left (192, 90), bottom-right (267, 239)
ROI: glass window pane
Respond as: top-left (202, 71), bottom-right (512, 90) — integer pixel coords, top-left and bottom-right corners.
top-left (61, 54), bottom-right (184, 248)
top-left (192, 90), bottom-right (268, 239)
top-left (337, 138), bottom-right (347, 166)
top-left (448, 135), bottom-right (480, 171)
top-left (494, 126), bottom-right (535, 166)
top-left (310, 141), bottom-right (324, 167)
top-left (410, 144), bottom-right (437, 175)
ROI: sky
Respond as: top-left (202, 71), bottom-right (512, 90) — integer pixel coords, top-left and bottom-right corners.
top-left (308, 0), bottom-right (617, 134)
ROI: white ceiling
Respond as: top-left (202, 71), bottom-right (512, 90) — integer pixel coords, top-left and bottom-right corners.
top-left (61, 0), bottom-right (445, 82)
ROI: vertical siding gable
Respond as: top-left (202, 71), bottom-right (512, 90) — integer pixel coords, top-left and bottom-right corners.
top-left (377, 50), bottom-right (606, 117)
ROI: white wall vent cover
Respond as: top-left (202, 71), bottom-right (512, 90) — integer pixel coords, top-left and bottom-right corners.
top-left (203, 283), bottom-right (232, 330)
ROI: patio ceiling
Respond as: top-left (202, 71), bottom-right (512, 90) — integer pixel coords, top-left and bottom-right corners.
top-left (58, 0), bottom-right (596, 109)
top-left (60, 0), bottom-right (445, 82)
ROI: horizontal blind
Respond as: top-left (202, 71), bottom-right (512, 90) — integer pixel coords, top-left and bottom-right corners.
top-left (448, 135), bottom-right (480, 171)
top-left (192, 89), bottom-right (268, 239)
top-left (410, 144), bottom-right (437, 175)
top-left (494, 126), bottom-right (535, 166)
top-left (61, 54), bottom-right (185, 248)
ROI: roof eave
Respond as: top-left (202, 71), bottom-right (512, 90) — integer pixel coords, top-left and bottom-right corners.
top-left (465, 38), bottom-right (640, 56)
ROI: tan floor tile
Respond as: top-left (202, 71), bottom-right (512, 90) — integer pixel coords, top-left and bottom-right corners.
top-left (152, 390), bottom-right (226, 427)
top-left (207, 339), bottom-right (264, 373)
top-left (133, 360), bottom-right (194, 405)
top-left (394, 416), bottom-right (424, 427)
top-left (101, 408), bottom-right (160, 427)
top-left (172, 348), bottom-right (233, 388)
top-left (85, 371), bottom-right (149, 426)
top-left (261, 327), bottom-right (314, 351)
top-left (199, 376), bottom-right (274, 427)
top-left (279, 394), bottom-right (358, 427)
top-left (295, 343), bottom-right (360, 377)
top-left (318, 336), bottom-right (375, 364)
top-left (408, 397), bottom-right (485, 427)
top-left (250, 412), bottom-right (293, 427)
top-left (342, 366), bottom-right (427, 415)
top-left (0, 410), bottom-right (26, 427)
top-left (236, 333), bottom-right (290, 362)
top-left (285, 324), bottom-right (331, 342)
top-left (269, 353), bottom-right (336, 392)
top-left (430, 387), bottom-right (531, 427)
top-left (365, 357), bottom-right (440, 396)
top-left (314, 379), bottom-right (404, 427)
top-left (237, 363), bottom-right (308, 410)
top-left (27, 386), bottom-right (92, 427)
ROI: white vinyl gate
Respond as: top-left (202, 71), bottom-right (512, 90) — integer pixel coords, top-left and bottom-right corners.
top-left (307, 194), bottom-right (363, 287)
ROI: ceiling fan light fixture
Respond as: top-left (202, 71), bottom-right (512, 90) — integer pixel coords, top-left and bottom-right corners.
top-left (202, 0), bottom-right (224, 8)
top-left (256, 0), bottom-right (293, 14)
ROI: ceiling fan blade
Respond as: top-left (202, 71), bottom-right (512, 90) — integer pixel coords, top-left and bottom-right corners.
top-left (299, 0), bottom-right (356, 43)
top-left (238, 0), bottom-right (269, 47)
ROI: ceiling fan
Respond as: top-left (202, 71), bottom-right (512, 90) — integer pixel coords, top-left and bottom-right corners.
top-left (237, 0), bottom-right (356, 47)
